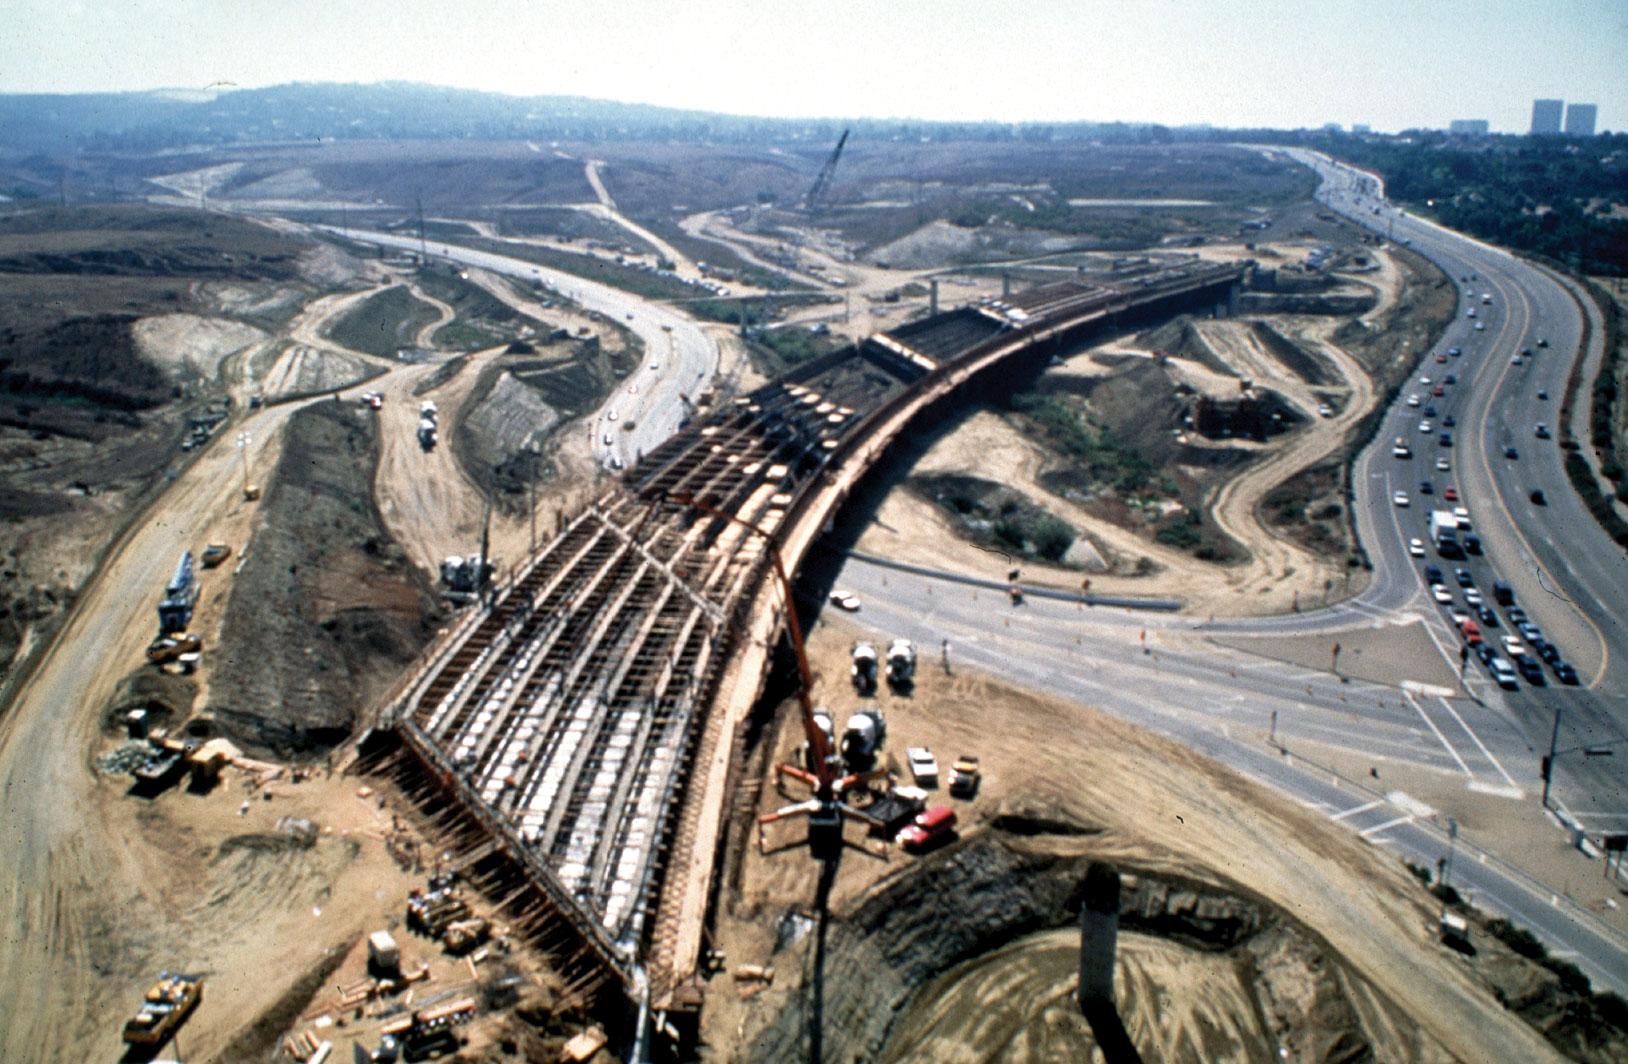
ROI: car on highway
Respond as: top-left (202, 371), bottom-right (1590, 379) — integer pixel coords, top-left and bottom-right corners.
top-left (1518, 622), bottom-right (1543, 642)
top-left (1529, 489), bottom-right (1547, 505)
top-left (1409, 538), bottom-right (1426, 557)
top-left (1554, 662), bottom-right (1579, 685)
top-left (1507, 606), bottom-right (1528, 625)
top-left (1432, 384), bottom-right (1445, 396)
top-left (1447, 347), bottom-right (1462, 357)
top-left (1393, 439), bottom-right (1413, 458)
top-left (607, 410), bottom-right (619, 421)
top-left (1435, 457), bottom-right (1450, 471)
top-left (1489, 657), bottom-right (1520, 689)
top-left (1438, 431), bottom-right (1453, 447)
top-left (1423, 405), bottom-right (1438, 418)
top-left (1455, 568), bottom-right (1474, 587)
top-left (1466, 308), bottom-right (1477, 318)
top-left (1419, 480), bottom-right (1433, 495)
top-left (1419, 376), bottom-right (1432, 385)
top-left (1503, 445), bottom-right (1519, 459)
top-left (1424, 565), bottom-right (1443, 584)
top-left (1476, 642), bottom-right (1498, 666)
top-left (1418, 420), bottom-right (1432, 433)
top-left (1511, 354), bottom-right (1523, 366)
top-left (1443, 374), bottom-right (1456, 385)
top-left (828, 590), bottom-right (861, 611)
top-left (1443, 487), bottom-right (1458, 501)
top-left (1442, 414), bottom-right (1456, 427)
top-left (1464, 588), bottom-right (1483, 607)
top-left (1392, 491), bottom-right (1410, 507)
top-left (1474, 322), bottom-right (1485, 331)
top-left (1435, 353), bottom-right (1447, 363)
top-left (1406, 394), bottom-right (1421, 407)
top-left (1537, 337), bottom-right (1549, 347)
top-left (1432, 585), bottom-right (1454, 604)
top-left (1477, 605), bottom-right (1500, 628)
top-left (1537, 389), bottom-right (1548, 400)
top-left (1516, 656), bottom-right (1545, 685)
top-left (1534, 423), bottom-right (1550, 439)
top-left (1502, 634), bottom-right (1525, 656)
top-left (1452, 506), bottom-right (1470, 526)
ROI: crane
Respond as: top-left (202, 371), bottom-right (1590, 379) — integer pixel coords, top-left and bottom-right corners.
top-left (667, 492), bottom-right (882, 860)
top-left (803, 129), bottom-right (849, 214)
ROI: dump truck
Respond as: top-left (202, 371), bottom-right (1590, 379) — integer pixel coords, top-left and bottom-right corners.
top-left (886, 639), bottom-right (916, 689)
top-left (850, 641), bottom-right (878, 694)
top-left (157, 551), bottom-right (198, 633)
top-left (840, 705), bottom-right (886, 770)
top-left (146, 632), bottom-right (201, 664)
top-left (123, 972), bottom-right (203, 1046)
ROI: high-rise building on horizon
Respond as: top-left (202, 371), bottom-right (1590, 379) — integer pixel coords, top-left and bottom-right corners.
top-left (1565, 103), bottom-right (1598, 136)
top-left (1449, 119), bottom-right (1489, 135)
top-left (1531, 98), bottom-right (1564, 134)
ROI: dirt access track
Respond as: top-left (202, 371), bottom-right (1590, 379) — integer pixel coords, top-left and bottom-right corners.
top-left (708, 617), bottom-right (1573, 1064)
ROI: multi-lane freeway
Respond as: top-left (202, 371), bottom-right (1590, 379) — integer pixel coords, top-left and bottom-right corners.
top-left (319, 227), bottom-right (719, 472)
top-left (826, 152), bottom-right (1628, 992)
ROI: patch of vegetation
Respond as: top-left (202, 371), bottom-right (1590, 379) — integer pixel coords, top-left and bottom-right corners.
top-left (325, 285), bottom-right (440, 357)
top-left (749, 325), bottom-right (841, 371)
top-left (433, 321), bottom-right (509, 351)
top-left (444, 235), bottom-right (709, 302)
top-left (1303, 131), bottom-right (1628, 275)
top-left (1009, 392), bottom-right (1154, 495)
top-left (911, 473), bottom-right (1080, 564)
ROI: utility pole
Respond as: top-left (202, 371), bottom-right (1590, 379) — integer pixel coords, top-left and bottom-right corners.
top-left (1439, 817), bottom-right (1459, 919)
top-left (416, 195), bottom-right (428, 265)
top-left (235, 432), bottom-right (252, 494)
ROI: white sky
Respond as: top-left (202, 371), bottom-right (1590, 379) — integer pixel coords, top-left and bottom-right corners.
top-left (5, 0), bottom-right (1625, 133)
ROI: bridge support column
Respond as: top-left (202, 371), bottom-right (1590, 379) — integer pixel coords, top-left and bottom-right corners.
top-left (1228, 281), bottom-right (1241, 318)
top-left (929, 279), bottom-right (939, 317)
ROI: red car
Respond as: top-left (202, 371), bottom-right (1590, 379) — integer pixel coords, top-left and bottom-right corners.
top-left (1443, 487), bottom-right (1458, 501)
top-left (1435, 354), bottom-right (1447, 363)
top-left (897, 805), bottom-right (957, 851)
top-left (1432, 385), bottom-right (1445, 396)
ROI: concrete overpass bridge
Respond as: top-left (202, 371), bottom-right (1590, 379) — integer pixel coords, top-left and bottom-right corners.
top-left (360, 261), bottom-right (1247, 1016)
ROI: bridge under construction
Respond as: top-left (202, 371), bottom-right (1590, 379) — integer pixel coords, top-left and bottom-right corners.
top-left (360, 262), bottom-right (1246, 1015)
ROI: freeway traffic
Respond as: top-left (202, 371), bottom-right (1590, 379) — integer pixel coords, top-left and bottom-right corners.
top-left (1287, 151), bottom-right (1628, 840)
top-left (821, 152), bottom-right (1628, 991)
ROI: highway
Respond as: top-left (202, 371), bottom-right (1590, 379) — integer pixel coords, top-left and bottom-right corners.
top-left (1285, 151), bottom-right (1628, 838)
top-left (821, 152), bottom-right (1628, 992)
top-left (317, 227), bottom-right (719, 473)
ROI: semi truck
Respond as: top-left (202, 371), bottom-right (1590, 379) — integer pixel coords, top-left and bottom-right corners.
top-left (157, 551), bottom-right (198, 633)
top-left (1429, 510), bottom-right (1463, 558)
top-left (123, 972), bottom-right (203, 1046)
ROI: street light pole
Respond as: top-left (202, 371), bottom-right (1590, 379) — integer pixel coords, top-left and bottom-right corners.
top-left (1544, 704), bottom-right (1563, 809)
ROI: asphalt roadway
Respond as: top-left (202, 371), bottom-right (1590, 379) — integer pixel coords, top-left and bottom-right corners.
top-left (319, 227), bottom-right (720, 473)
top-left (820, 152), bottom-right (1628, 991)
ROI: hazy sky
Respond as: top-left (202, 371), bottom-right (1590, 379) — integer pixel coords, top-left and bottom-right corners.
top-left (6, 0), bottom-right (1625, 132)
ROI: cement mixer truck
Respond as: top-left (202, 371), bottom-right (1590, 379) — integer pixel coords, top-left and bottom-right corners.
top-left (841, 705), bottom-right (887, 771)
top-left (851, 641), bottom-right (879, 694)
top-left (886, 639), bottom-right (916, 690)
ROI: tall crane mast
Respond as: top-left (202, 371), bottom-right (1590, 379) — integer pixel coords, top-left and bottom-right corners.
top-left (803, 129), bottom-right (849, 213)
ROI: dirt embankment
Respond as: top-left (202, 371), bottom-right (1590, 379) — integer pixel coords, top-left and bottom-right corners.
top-left (208, 400), bottom-right (441, 755)
top-left (744, 832), bottom-right (1447, 1064)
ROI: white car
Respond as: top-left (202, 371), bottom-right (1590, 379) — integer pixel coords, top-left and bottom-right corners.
top-left (1432, 585), bottom-right (1454, 604)
top-left (828, 590), bottom-right (861, 611)
top-left (905, 746), bottom-right (939, 788)
top-left (1418, 420), bottom-right (1432, 433)
top-left (1317, 403), bottom-right (1334, 418)
top-left (1392, 491), bottom-right (1410, 507)
top-left (1406, 394), bottom-right (1421, 407)
top-left (603, 433), bottom-right (613, 445)
top-left (1409, 538), bottom-right (1426, 556)
top-left (606, 410), bottom-right (619, 421)
top-left (1464, 588), bottom-right (1483, 607)
top-left (1502, 634), bottom-right (1525, 657)
top-left (1435, 457), bottom-right (1451, 471)
top-left (1419, 376), bottom-right (1432, 385)
top-left (1475, 322), bottom-right (1485, 331)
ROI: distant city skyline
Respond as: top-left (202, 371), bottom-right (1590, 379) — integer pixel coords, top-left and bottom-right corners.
top-left (3, 0), bottom-right (1623, 133)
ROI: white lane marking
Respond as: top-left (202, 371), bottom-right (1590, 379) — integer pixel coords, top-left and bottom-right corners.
top-left (1437, 696), bottom-right (1520, 789)
top-left (1361, 814), bottom-right (1415, 838)
top-left (1404, 692), bottom-right (1471, 776)
top-left (1332, 798), bottom-right (1383, 821)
